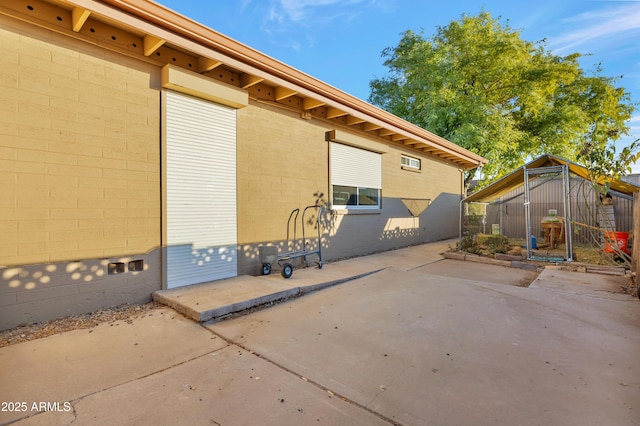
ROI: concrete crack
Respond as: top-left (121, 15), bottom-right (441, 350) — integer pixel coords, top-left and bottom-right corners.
top-left (202, 325), bottom-right (404, 426)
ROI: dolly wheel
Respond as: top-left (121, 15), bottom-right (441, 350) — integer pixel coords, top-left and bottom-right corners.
top-left (281, 263), bottom-right (293, 279)
top-left (261, 263), bottom-right (272, 275)
top-left (318, 261), bottom-right (323, 269)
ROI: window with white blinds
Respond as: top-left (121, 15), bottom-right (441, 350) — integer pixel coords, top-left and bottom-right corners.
top-left (330, 142), bottom-right (382, 209)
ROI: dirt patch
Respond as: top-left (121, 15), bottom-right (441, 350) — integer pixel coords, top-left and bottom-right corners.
top-left (513, 276), bottom-right (536, 287)
top-left (0, 301), bottom-right (164, 348)
top-left (462, 236), bottom-right (627, 267)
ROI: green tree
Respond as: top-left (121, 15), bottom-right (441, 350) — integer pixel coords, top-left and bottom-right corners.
top-left (578, 138), bottom-right (640, 198)
top-left (369, 12), bottom-right (635, 186)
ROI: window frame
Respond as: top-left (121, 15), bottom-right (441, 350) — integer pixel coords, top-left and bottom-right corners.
top-left (401, 154), bottom-right (421, 170)
top-left (329, 142), bottom-right (382, 211)
top-left (331, 185), bottom-right (381, 210)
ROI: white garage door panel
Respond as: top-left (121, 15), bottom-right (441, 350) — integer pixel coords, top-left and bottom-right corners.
top-left (166, 90), bottom-right (237, 288)
top-left (166, 245), bottom-right (236, 288)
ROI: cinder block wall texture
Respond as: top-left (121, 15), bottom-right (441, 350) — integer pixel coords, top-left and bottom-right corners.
top-left (0, 21), bottom-right (161, 265)
top-left (0, 19), bottom-right (162, 329)
top-left (0, 17), bottom-right (463, 328)
top-left (235, 102), bottom-right (463, 274)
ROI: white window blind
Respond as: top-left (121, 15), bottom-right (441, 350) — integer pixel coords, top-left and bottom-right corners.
top-left (330, 142), bottom-right (382, 189)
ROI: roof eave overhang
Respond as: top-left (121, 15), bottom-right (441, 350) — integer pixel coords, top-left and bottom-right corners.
top-left (3, 0), bottom-right (487, 169)
top-left (98, 0), bottom-right (486, 169)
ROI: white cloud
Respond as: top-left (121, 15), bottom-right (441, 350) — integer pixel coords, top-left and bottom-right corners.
top-left (264, 0), bottom-right (388, 31)
top-left (258, 0), bottom-right (389, 50)
top-left (275, 0), bottom-right (368, 23)
top-left (551, 3), bottom-right (640, 54)
top-left (239, 0), bottom-right (253, 10)
top-left (628, 113), bottom-right (640, 135)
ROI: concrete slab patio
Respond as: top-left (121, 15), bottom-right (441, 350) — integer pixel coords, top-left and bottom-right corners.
top-left (153, 239), bottom-right (635, 325)
top-left (1, 241), bottom-right (638, 425)
top-left (152, 240), bottom-right (456, 322)
top-left (208, 265), bottom-right (640, 426)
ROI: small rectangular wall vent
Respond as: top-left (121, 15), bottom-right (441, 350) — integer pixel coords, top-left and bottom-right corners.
top-left (108, 262), bottom-right (125, 275)
top-left (128, 259), bottom-right (144, 272)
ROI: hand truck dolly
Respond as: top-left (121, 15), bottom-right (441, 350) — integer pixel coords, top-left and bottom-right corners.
top-left (260, 205), bottom-right (323, 278)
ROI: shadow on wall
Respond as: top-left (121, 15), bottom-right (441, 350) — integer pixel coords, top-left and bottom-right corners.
top-left (0, 251), bottom-right (161, 331)
top-left (239, 199), bottom-right (329, 276)
top-left (165, 243), bottom-right (237, 289)
top-left (239, 238), bottom-right (324, 276)
top-left (421, 192), bottom-right (463, 240)
top-left (238, 192), bottom-right (461, 275)
top-left (324, 192), bottom-right (460, 260)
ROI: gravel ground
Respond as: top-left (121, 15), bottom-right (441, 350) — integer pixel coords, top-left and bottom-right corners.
top-left (0, 302), bottom-right (165, 348)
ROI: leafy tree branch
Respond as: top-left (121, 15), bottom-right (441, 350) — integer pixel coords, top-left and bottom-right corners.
top-left (369, 12), bottom-right (636, 188)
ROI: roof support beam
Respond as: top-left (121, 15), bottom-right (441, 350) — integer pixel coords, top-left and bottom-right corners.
top-left (240, 74), bottom-right (263, 88)
top-left (378, 129), bottom-right (395, 137)
top-left (302, 97), bottom-right (325, 110)
top-left (363, 123), bottom-right (382, 132)
top-left (198, 57), bottom-right (222, 72)
top-left (275, 87), bottom-right (297, 101)
top-left (143, 34), bottom-right (165, 56)
top-left (346, 116), bottom-right (366, 125)
top-left (71, 7), bottom-right (91, 32)
top-left (391, 134), bottom-right (408, 142)
top-left (326, 107), bottom-right (348, 119)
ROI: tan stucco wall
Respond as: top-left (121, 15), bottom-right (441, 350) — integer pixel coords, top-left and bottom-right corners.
top-left (383, 148), bottom-right (461, 200)
top-left (236, 101), bottom-right (461, 247)
top-left (0, 15), bottom-right (464, 326)
top-left (0, 19), bottom-right (162, 330)
top-left (236, 102), bottom-right (330, 245)
top-left (0, 19), bottom-right (161, 267)
top-left (235, 101), bottom-right (463, 274)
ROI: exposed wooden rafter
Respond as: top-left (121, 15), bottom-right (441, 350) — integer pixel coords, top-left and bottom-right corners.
top-left (143, 34), bottom-right (165, 56)
top-left (198, 57), bottom-right (221, 73)
top-left (326, 107), bottom-right (348, 119)
top-left (275, 87), bottom-right (297, 101)
top-left (302, 97), bottom-right (325, 110)
top-left (346, 116), bottom-right (366, 125)
top-left (363, 123), bottom-right (382, 132)
top-left (71, 7), bottom-right (90, 32)
top-left (240, 73), bottom-right (263, 88)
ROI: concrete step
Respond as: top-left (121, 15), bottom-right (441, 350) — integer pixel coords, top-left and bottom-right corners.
top-left (153, 268), bottom-right (382, 323)
top-left (153, 275), bottom-right (298, 322)
top-left (152, 240), bottom-right (456, 323)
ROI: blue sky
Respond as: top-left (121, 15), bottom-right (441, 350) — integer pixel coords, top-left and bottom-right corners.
top-left (156, 0), bottom-right (640, 169)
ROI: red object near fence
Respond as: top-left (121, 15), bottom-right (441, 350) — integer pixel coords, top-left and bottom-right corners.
top-left (604, 231), bottom-right (630, 254)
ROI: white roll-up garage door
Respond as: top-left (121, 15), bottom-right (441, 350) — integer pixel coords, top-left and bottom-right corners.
top-left (165, 90), bottom-right (237, 288)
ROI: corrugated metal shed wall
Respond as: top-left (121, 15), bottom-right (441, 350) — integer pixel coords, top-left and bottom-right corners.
top-left (482, 174), bottom-right (633, 244)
